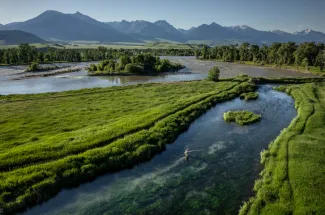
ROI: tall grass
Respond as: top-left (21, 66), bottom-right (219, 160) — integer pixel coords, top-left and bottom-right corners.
top-left (0, 80), bottom-right (256, 214)
top-left (239, 83), bottom-right (325, 215)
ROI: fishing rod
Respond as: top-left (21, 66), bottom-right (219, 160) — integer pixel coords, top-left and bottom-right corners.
top-left (187, 149), bottom-right (203, 153)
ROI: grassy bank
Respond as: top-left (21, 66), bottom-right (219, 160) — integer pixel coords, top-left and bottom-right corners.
top-left (240, 82), bottom-right (325, 215)
top-left (240, 61), bottom-right (324, 76)
top-left (0, 80), bottom-right (256, 214)
top-left (224, 110), bottom-right (261, 125)
top-left (240, 92), bottom-right (259, 101)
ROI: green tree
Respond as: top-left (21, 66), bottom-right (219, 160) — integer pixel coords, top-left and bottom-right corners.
top-left (201, 45), bottom-right (208, 59)
top-left (27, 62), bottom-right (39, 72)
top-left (207, 66), bottom-right (220, 81)
top-left (302, 58), bottom-right (309, 70)
top-left (239, 43), bottom-right (250, 61)
top-left (124, 64), bottom-right (144, 74)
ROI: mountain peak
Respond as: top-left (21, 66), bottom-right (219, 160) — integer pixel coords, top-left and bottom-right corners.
top-left (210, 22), bottom-right (221, 27)
top-left (304, 29), bottom-right (311, 34)
top-left (294, 29), bottom-right (314, 35)
top-left (155, 20), bottom-right (169, 24)
top-left (75, 11), bottom-right (83, 15)
top-left (230, 25), bottom-right (253, 30)
top-left (42, 10), bottom-right (61, 15)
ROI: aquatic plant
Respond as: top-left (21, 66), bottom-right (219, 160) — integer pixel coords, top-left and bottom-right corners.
top-left (240, 92), bottom-right (259, 100)
top-left (223, 110), bottom-right (261, 125)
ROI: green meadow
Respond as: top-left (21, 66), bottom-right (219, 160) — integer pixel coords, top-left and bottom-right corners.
top-left (240, 82), bottom-right (325, 215)
top-left (0, 80), bottom-right (255, 214)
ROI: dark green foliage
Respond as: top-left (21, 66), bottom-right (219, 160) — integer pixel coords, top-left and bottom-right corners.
top-left (197, 42), bottom-right (325, 73)
top-left (124, 64), bottom-right (145, 74)
top-left (27, 62), bottom-right (39, 72)
top-left (207, 66), bottom-right (220, 81)
top-left (87, 54), bottom-right (184, 75)
top-left (223, 110), bottom-right (261, 125)
top-left (0, 44), bottom-right (194, 65)
top-left (0, 81), bottom-right (255, 214)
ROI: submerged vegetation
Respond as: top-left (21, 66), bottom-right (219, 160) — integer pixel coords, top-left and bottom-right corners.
top-left (87, 53), bottom-right (184, 75)
top-left (0, 80), bottom-right (256, 214)
top-left (223, 110), bottom-right (261, 125)
top-left (240, 92), bottom-right (259, 100)
top-left (240, 82), bottom-right (325, 215)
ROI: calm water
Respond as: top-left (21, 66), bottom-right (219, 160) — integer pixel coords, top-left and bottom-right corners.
top-left (22, 85), bottom-right (296, 215)
top-left (0, 57), bottom-right (316, 95)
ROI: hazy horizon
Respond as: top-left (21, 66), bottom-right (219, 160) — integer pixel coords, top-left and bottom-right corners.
top-left (1, 0), bottom-right (325, 33)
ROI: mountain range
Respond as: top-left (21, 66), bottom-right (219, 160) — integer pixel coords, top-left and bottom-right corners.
top-left (0, 30), bottom-right (45, 45)
top-left (1, 10), bottom-right (325, 45)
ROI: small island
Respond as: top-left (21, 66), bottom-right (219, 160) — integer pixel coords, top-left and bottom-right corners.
top-left (87, 54), bottom-right (185, 76)
top-left (26, 62), bottom-right (60, 72)
top-left (223, 110), bottom-right (261, 125)
top-left (240, 92), bottom-right (259, 100)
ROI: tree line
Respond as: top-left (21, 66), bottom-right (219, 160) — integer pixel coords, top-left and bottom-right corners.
top-left (0, 44), bottom-right (194, 65)
top-left (196, 42), bottom-right (325, 71)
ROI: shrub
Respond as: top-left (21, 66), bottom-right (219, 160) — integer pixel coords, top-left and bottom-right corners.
top-left (207, 66), bottom-right (220, 81)
top-left (27, 62), bottom-right (39, 72)
top-left (124, 64), bottom-right (145, 74)
top-left (87, 64), bottom-right (97, 72)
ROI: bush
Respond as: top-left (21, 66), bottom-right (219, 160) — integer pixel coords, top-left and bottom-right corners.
top-left (27, 62), bottom-right (39, 72)
top-left (207, 66), bottom-right (220, 81)
top-left (124, 64), bottom-right (145, 74)
top-left (87, 64), bottom-right (97, 72)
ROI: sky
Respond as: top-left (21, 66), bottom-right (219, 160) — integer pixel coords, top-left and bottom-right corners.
top-left (1, 0), bottom-right (325, 33)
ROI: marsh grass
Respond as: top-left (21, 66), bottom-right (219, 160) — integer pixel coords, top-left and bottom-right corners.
top-left (240, 92), bottom-right (259, 101)
top-left (0, 80), bottom-right (256, 214)
top-left (223, 110), bottom-right (261, 125)
top-left (240, 82), bottom-right (325, 215)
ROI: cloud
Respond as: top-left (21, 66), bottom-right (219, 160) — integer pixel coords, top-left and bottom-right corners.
top-left (298, 24), bottom-right (303, 28)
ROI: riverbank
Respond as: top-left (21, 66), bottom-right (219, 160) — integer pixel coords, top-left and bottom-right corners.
top-left (88, 68), bottom-right (188, 77)
top-left (0, 61), bottom-right (75, 67)
top-left (12, 66), bottom-right (84, 80)
top-left (0, 80), bottom-right (256, 214)
top-left (240, 82), bottom-right (325, 215)
top-left (237, 61), bottom-right (324, 76)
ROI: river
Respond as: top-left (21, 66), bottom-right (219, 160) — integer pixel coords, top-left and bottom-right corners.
top-left (0, 56), bottom-right (316, 95)
top-left (21, 85), bottom-right (296, 215)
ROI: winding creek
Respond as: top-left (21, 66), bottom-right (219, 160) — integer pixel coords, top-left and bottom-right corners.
top-left (21, 85), bottom-right (296, 215)
top-left (0, 56), bottom-right (316, 95)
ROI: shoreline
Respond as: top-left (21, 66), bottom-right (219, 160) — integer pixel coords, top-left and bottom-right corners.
top-left (198, 59), bottom-right (323, 76)
top-left (231, 61), bottom-right (323, 76)
top-left (88, 67), bottom-right (188, 77)
top-left (11, 66), bottom-right (84, 80)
